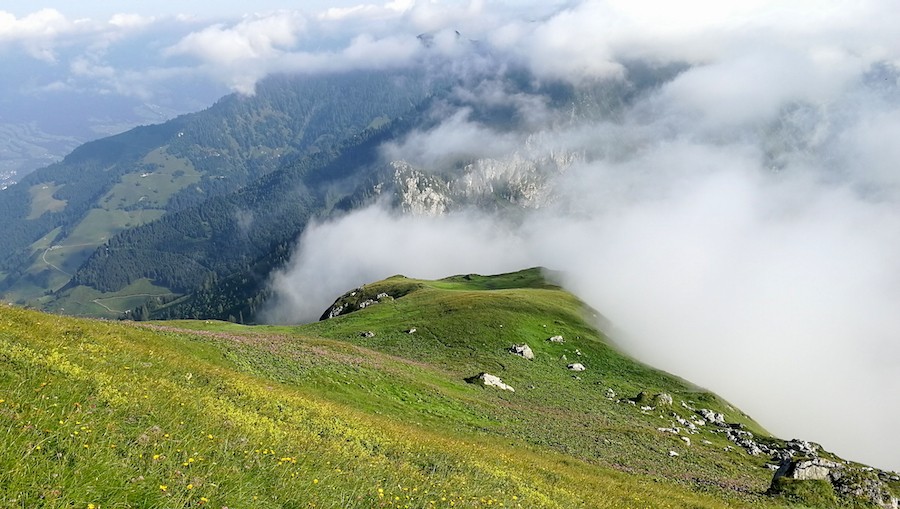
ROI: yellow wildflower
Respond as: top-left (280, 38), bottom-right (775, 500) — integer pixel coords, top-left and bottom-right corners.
top-left (159, 485), bottom-right (167, 492)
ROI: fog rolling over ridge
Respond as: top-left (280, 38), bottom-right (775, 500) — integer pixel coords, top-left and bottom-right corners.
top-left (264, 1), bottom-right (900, 472)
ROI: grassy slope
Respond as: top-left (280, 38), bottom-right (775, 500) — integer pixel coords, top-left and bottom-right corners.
top-left (0, 268), bottom-right (822, 508)
top-left (8, 148), bottom-right (194, 305)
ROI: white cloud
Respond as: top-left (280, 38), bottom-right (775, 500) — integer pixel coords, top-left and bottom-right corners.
top-left (263, 2), bottom-right (900, 474)
top-left (164, 11), bottom-right (425, 94)
top-left (0, 8), bottom-right (75, 61)
top-left (166, 12), bottom-right (306, 66)
top-left (108, 13), bottom-right (155, 29)
top-left (381, 108), bottom-right (522, 169)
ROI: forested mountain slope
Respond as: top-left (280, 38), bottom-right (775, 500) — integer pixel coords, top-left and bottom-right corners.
top-left (0, 70), bottom-right (432, 308)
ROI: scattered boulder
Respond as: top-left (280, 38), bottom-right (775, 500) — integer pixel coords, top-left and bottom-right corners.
top-left (785, 439), bottom-right (819, 458)
top-left (653, 393), bottom-right (673, 406)
top-left (674, 415), bottom-right (699, 434)
top-left (547, 335), bottom-right (565, 343)
top-left (360, 331), bottom-right (376, 338)
top-left (509, 344), bottom-right (534, 360)
top-left (776, 458), bottom-right (838, 481)
top-left (376, 292), bottom-right (389, 300)
top-left (468, 373), bottom-right (515, 392)
top-left (605, 388), bottom-right (616, 400)
top-left (405, 328), bottom-right (417, 334)
top-left (725, 428), bottom-right (764, 456)
top-left (358, 299), bottom-right (376, 309)
top-left (681, 436), bottom-right (691, 446)
top-left (698, 409), bottom-right (726, 426)
top-left (669, 451), bottom-right (680, 457)
top-left (567, 363), bottom-right (586, 372)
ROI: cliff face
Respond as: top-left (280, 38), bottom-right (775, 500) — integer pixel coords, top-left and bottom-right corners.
top-left (389, 142), bottom-right (583, 216)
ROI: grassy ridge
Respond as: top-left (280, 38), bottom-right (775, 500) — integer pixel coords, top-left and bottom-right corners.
top-left (0, 269), bottom-right (807, 508)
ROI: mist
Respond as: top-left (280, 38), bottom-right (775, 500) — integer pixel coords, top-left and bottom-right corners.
top-left (260, 1), bottom-right (900, 472)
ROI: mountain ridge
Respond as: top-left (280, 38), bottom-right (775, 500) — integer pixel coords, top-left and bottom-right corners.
top-left (1, 267), bottom-right (896, 507)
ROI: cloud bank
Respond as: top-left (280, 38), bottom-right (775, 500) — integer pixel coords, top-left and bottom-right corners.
top-left (263, 0), bottom-right (900, 473)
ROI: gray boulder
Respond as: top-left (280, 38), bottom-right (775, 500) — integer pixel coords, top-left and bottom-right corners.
top-left (472, 373), bottom-right (515, 392)
top-left (698, 408), bottom-right (726, 426)
top-left (567, 363), bottom-right (586, 372)
top-left (653, 393), bottom-right (673, 406)
top-left (509, 344), bottom-right (535, 360)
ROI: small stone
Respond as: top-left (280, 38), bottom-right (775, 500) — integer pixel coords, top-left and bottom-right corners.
top-left (681, 436), bottom-right (691, 446)
top-left (360, 331), bottom-right (376, 338)
top-left (405, 328), bottom-right (417, 334)
top-left (669, 451), bottom-right (679, 457)
top-left (567, 363), bottom-right (585, 372)
top-left (547, 335), bottom-right (565, 343)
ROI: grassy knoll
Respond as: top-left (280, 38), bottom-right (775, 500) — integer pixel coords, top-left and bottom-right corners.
top-left (0, 268), bottom-right (844, 508)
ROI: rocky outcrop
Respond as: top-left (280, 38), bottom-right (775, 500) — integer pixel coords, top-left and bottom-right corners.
top-left (319, 282), bottom-right (416, 320)
top-left (774, 458), bottom-right (839, 481)
top-left (509, 344), bottom-right (534, 360)
top-left (771, 457), bottom-right (900, 509)
top-left (324, 304), bottom-right (345, 319)
top-left (389, 144), bottom-right (582, 216)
